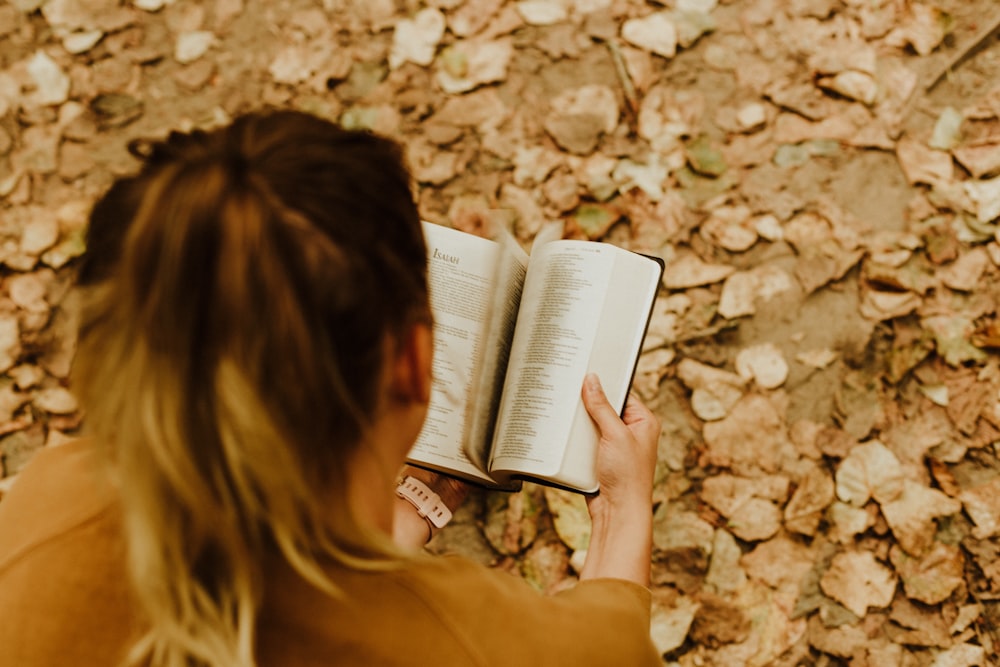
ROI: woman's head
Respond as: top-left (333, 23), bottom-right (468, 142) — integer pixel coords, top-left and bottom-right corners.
top-left (73, 110), bottom-right (429, 667)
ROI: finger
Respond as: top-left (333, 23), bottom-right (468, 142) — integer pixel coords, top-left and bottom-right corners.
top-left (581, 373), bottom-right (629, 437)
top-left (621, 393), bottom-right (655, 423)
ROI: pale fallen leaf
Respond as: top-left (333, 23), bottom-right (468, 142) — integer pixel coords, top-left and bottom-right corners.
top-left (705, 529), bottom-right (746, 593)
top-left (661, 252), bottom-right (734, 289)
top-left (702, 395), bottom-right (797, 475)
top-left (63, 29), bottom-right (103, 54)
top-left (650, 596), bottom-right (698, 654)
top-left (891, 542), bottom-right (964, 605)
top-left (859, 289), bottom-right (921, 320)
top-left (827, 501), bottom-right (874, 543)
top-left (8, 364), bottom-right (44, 390)
top-left (784, 464), bottom-right (836, 536)
top-left (389, 7), bottom-right (446, 69)
top-left (735, 343), bottom-right (788, 390)
top-left (929, 644), bottom-right (986, 667)
top-left (740, 535), bottom-right (815, 594)
top-left (612, 157), bottom-right (669, 200)
top-left (27, 51), bottom-right (70, 106)
top-left (949, 604), bottom-right (983, 635)
top-left (544, 84), bottom-right (619, 155)
top-left (819, 550), bottom-right (897, 618)
top-left (896, 136), bottom-right (952, 185)
top-left (918, 383), bottom-right (949, 407)
top-left (727, 497), bottom-right (781, 542)
top-left (633, 347), bottom-right (675, 401)
top-left (700, 205), bottom-right (757, 252)
top-left (963, 176), bottom-right (1000, 223)
top-left (175, 30), bottom-right (214, 64)
top-left (436, 38), bottom-right (513, 94)
top-left (0, 316), bottom-right (20, 373)
top-left (835, 440), bottom-right (904, 506)
top-left (7, 272), bottom-right (50, 314)
top-left (795, 348), bottom-right (838, 369)
top-left (880, 479), bottom-right (962, 555)
top-left (515, 0), bottom-right (567, 25)
top-left (959, 478), bottom-right (1000, 539)
top-left (134, 0), bottom-right (173, 10)
top-left (512, 146), bottom-right (563, 187)
top-left (448, 0), bottom-right (504, 37)
top-left (33, 386), bottom-right (78, 414)
top-left (929, 107), bottom-right (963, 150)
top-left (953, 143), bottom-right (1000, 179)
top-left (817, 71), bottom-right (878, 106)
top-left (939, 248), bottom-right (990, 292)
top-left (736, 102), bottom-right (766, 132)
top-left (543, 486), bottom-right (590, 551)
top-left (622, 12), bottom-right (677, 59)
top-left (886, 3), bottom-right (952, 56)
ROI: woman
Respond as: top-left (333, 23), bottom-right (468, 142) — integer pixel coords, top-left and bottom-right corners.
top-left (0, 110), bottom-right (661, 666)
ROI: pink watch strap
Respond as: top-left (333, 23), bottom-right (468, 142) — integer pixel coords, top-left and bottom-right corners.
top-left (395, 476), bottom-right (453, 529)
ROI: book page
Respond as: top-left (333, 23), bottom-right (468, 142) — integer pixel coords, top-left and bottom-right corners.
top-left (407, 223), bottom-right (499, 484)
top-left (489, 242), bottom-right (615, 474)
top-left (463, 230), bottom-right (528, 470)
top-left (545, 250), bottom-right (663, 491)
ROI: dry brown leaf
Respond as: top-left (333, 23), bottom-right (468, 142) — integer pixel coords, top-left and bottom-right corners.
top-left (390, 8), bottom-right (447, 69)
top-left (784, 464), bottom-right (835, 536)
top-left (705, 528), bottom-right (747, 593)
top-left (621, 12), bottom-right (677, 59)
top-left (835, 440), bottom-right (904, 507)
top-left (735, 343), bottom-right (788, 390)
top-left (939, 247), bottom-right (991, 292)
top-left (543, 84), bottom-right (619, 155)
top-left (828, 501), bottom-right (876, 543)
top-left (33, 386), bottom-right (77, 414)
top-left (702, 395), bottom-right (797, 475)
top-left (436, 38), bottom-right (513, 94)
top-left (880, 479), bottom-right (962, 556)
top-left (650, 596), bottom-right (698, 655)
top-left (959, 477), bottom-right (1000, 539)
top-left (896, 136), bottom-right (953, 185)
top-left (819, 549), bottom-right (897, 618)
top-left (661, 252), bottom-right (734, 289)
top-left (890, 542), bottom-right (964, 605)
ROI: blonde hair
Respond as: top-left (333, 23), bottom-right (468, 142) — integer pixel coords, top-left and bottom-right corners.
top-left (73, 112), bottom-right (429, 667)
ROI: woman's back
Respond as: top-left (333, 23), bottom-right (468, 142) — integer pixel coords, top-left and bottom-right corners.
top-left (0, 439), bottom-right (659, 666)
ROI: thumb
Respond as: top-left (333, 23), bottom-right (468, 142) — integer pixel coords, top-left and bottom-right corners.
top-left (582, 374), bottom-right (627, 438)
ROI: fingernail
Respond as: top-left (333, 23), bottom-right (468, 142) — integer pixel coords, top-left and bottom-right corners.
top-left (585, 373), bottom-right (600, 390)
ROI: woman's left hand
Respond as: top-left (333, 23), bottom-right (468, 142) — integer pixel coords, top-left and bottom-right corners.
top-left (391, 466), bottom-right (472, 549)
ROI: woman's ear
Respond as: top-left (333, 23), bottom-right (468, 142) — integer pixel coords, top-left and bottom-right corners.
top-left (389, 321), bottom-right (433, 405)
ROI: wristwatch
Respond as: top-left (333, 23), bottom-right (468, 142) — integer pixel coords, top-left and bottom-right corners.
top-left (395, 476), bottom-right (453, 530)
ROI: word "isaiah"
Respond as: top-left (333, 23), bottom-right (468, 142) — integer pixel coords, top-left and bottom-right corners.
top-left (433, 248), bottom-right (460, 265)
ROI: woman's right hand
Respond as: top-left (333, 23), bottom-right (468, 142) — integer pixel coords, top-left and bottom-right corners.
top-left (578, 373), bottom-right (660, 586)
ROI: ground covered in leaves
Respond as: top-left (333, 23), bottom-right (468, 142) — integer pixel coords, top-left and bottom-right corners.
top-left (2, 0), bottom-right (1000, 664)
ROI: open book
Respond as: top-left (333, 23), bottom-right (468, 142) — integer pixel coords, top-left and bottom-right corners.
top-left (407, 221), bottom-right (663, 493)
